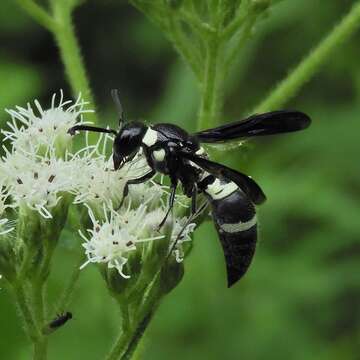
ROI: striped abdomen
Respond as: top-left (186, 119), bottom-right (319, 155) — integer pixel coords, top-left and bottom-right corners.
top-left (203, 176), bottom-right (257, 287)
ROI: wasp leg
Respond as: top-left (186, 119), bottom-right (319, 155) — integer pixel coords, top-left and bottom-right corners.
top-left (167, 201), bottom-right (208, 259)
top-left (157, 179), bottom-right (178, 230)
top-left (191, 184), bottom-right (198, 215)
top-left (117, 170), bottom-right (156, 209)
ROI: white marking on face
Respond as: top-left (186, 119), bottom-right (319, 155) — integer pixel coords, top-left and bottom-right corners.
top-left (142, 127), bottom-right (158, 146)
top-left (153, 149), bottom-right (166, 161)
top-left (219, 216), bottom-right (257, 233)
top-left (205, 179), bottom-right (238, 200)
top-left (195, 147), bottom-right (205, 155)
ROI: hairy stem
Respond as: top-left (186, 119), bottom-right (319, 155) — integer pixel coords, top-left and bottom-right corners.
top-left (198, 38), bottom-right (222, 130)
top-left (13, 283), bottom-right (48, 359)
top-left (253, 1), bottom-right (360, 113)
top-left (33, 337), bottom-right (48, 360)
top-left (15, 0), bottom-right (98, 123)
top-left (106, 327), bottom-right (129, 360)
top-left (105, 302), bottom-right (131, 360)
top-left (30, 281), bottom-right (48, 360)
top-left (106, 276), bottom-right (161, 360)
top-left (15, 0), bottom-right (56, 32)
top-left (56, 252), bottom-right (85, 313)
top-left (223, 12), bottom-right (259, 76)
top-left (31, 281), bottom-right (46, 329)
top-left (120, 312), bottom-right (153, 360)
top-left (130, 1), bottom-right (203, 80)
top-left (106, 306), bottom-right (154, 360)
top-left (51, 2), bottom-right (98, 123)
top-left (167, 18), bottom-right (203, 80)
top-left (13, 284), bottom-right (40, 342)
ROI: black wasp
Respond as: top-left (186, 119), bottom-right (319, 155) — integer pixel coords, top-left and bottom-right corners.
top-left (68, 90), bottom-right (311, 287)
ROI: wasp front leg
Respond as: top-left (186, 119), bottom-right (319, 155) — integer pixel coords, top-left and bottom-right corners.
top-left (157, 177), bottom-right (178, 230)
top-left (191, 183), bottom-right (198, 215)
top-left (118, 169), bottom-right (156, 208)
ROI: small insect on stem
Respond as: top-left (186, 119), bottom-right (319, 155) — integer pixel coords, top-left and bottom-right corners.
top-left (42, 312), bottom-right (73, 334)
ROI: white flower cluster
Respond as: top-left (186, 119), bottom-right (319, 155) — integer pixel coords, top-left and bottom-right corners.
top-left (0, 183), bottom-right (13, 236)
top-left (0, 92), bottom-right (92, 219)
top-left (0, 150), bottom-right (74, 218)
top-left (80, 204), bottom-right (164, 277)
top-left (0, 92), bottom-right (196, 278)
top-left (3, 91), bottom-right (91, 152)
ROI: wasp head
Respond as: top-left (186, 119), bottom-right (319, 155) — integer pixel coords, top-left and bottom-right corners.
top-left (113, 121), bottom-right (147, 170)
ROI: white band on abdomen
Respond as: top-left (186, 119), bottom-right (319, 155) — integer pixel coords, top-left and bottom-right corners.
top-left (219, 216), bottom-right (257, 233)
top-left (205, 179), bottom-right (238, 200)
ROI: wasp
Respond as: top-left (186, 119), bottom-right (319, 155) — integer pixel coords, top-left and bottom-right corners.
top-left (69, 90), bottom-right (311, 287)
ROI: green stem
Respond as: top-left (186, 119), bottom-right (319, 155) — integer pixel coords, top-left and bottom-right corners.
top-left (56, 252), bottom-right (85, 313)
top-left (120, 312), bottom-right (153, 360)
top-left (33, 338), bottom-right (48, 360)
top-left (13, 284), bottom-right (40, 342)
top-left (105, 302), bottom-right (132, 360)
top-left (18, 245), bottom-right (33, 282)
top-left (130, 1), bottom-right (203, 80)
top-left (15, 0), bottom-right (98, 123)
top-left (179, 9), bottom-right (214, 37)
top-left (106, 277), bottom-right (161, 360)
top-left (198, 38), bottom-right (222, 130)
top-left (15, 0), bottom-right (57, 32)
top-left (222, 3), bottom-right (249, 40)
top-left (106, 327), bottom-right (128, 360)
top-left (166, 13), bottom-right (203, 80)
top-left (38, 236), bottom-right (52, 283)
top-left (31, 281), bottom-right (46, 328)
top-left (106, 306), bottom-right (154, 360)
top-left (30, 281), bottom-right (48, 359)
top-left (13, 283), bottom-right (48, 359)
top-left (223, 11), bottom-right (259, 76)
top-left (121, 304), bottom-right (131, 332)
top-left (253, 1), bottom-right (360, 113)
top-left (51, 2), bottom-right (98, 124)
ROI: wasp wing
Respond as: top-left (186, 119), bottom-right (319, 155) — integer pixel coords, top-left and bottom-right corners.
top-left (181, 152), bottom-right (266, 205)
top-left (195, 110), bottom-right (311, 143)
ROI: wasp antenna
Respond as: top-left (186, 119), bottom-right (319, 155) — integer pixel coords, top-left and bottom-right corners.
top-left (111, 89), bottom-right (125, 126)
top-left (68, 125), bottom-right (117, 136)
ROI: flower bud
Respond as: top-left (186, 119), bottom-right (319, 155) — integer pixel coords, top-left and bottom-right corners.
top-left (101, 265), bottom-right (130, 296)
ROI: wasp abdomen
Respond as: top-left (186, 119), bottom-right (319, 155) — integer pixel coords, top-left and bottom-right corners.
top-left (214, 223), bottom-right (257, 287)
top-left (203, 177), bottom-right (257, 287)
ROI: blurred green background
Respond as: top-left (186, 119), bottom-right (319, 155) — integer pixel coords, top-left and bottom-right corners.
top-left (1, 0), bottom-right (360, 359)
